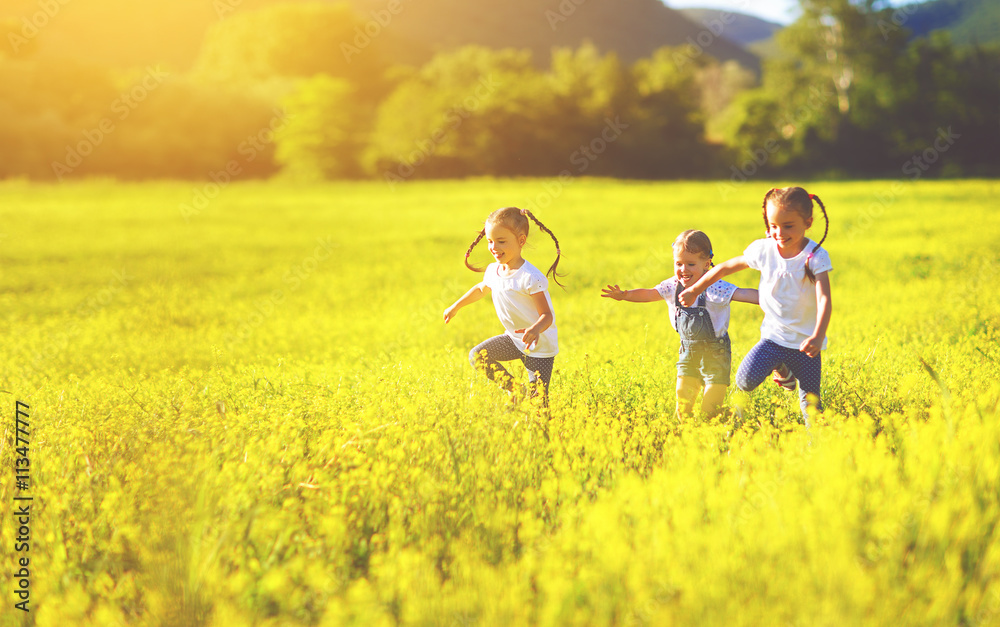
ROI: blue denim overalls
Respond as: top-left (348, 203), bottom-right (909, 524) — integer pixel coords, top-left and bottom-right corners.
top-left (674, 289), bottom-right (731, 381)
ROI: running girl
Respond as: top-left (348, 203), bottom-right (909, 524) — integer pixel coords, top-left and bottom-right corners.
top-left (444, 207), bottom-right (563, 405)
top-left (679, 187), bottom-right (832, 423)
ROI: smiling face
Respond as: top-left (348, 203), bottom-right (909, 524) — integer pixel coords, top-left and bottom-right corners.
top-left (766, 200), bottom-right (813, 256)
top-left (673, 247), bottom-right (712, 288)
top-left (485, 222), bottom-right (526, 269)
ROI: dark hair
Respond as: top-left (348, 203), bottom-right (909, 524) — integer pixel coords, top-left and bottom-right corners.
top-left (464, 207), bottom-right (564, 287)
top-left (761, 187), bottom-right (829, 283)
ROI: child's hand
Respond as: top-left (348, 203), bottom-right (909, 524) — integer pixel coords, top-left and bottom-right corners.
top-left (678, 287), bottom-right (698, 306)
top-left (515, 328), bottom-right (539, 352)
top-left (799, 335), bottom-right (823, 358)
top-left (601, 284), bottom-right (627, 300)
top-left (443, 305), bottom-right (457, 324)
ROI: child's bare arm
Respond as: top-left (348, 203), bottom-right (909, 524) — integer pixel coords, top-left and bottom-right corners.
top-left (800, 271), bottom-right (832, 357)
top-left (601, 285), bottom-right (662, 303)
top-left (443, 282), bottom-right (490, 323)
top-left (678, 256), bottom-right (749, 306)
top-left (731, 287), bottom-right (759, 305)
top-left (515, 292), bottom-right (554, 351)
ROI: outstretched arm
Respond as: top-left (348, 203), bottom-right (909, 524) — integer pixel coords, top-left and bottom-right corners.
top-left (799, 271), bottom-right (831, 358)
top-left (678, 256), bottom-right (749, 306)
top-left (443, 282), bottom-right (490, 323)
top-left (732, 287), bottom-right (759, 305)
top-left (601, 284), bottom-right (662, 303)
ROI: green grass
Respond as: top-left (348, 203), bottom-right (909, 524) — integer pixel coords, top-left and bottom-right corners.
top-left (1, 178), bottom-right (999, 626)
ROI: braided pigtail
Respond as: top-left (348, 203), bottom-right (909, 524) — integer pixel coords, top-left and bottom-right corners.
top-left (464, 229), bottom-right (487, 272)
top-left (804, 194), bottom-right (829, 283)
top-left (521, 209), bottom-right (565, 288)
top-left (761, 187), bottom-right (778, 236)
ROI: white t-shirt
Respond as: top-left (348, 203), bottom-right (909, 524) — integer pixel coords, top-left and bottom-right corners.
top-left (482, 261), bottom-right (559, 358)
top-left (655, 277), bottom-right (738, 338)
top-left (743, 238), bottom-right (832, 350)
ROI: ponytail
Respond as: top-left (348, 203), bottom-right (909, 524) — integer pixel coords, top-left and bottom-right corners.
top-left (804, 194), bottom-right (829, 283)
top-left (520, 208), bottom-right (565, 288)
top-left (761, 187), bottom-right (778, 235)
top-left (464, 229), bottom-right (486, 273)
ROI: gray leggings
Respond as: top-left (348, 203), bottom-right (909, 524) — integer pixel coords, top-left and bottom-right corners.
top-left (469, 334), bottom-right (555, 396)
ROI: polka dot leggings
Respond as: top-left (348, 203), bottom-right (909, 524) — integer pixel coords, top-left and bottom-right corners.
top-left (469, 334), bottom-right (554, 398)
top-left (736, 339), bottom-right (822, 420)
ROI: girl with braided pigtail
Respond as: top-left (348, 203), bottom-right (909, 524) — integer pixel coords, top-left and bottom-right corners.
top-left (444, 207), bottom-right (563, 407)
top-left (679, 187), bottom-right (833, 425)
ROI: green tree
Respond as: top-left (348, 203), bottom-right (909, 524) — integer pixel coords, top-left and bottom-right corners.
top-left (621, 46), bottom-right (716, 178)
top-left (192, 2), bottom-right (391, 100)
top-left (720, 0), bottom-right (920, 175)
top-left (365, 43), bottom-right (714, 181)
top-left (364, 46), bottom-right (557, 180)
top-left (883, 32), bottom-right (1000, 175)
top-left (275, 75), bottom-right (365, 180)
top-left (0, 57), bottom-right (118, 178)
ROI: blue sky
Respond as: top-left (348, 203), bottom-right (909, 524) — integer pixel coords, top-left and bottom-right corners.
top-left (662, 0), bottom-right (917, 25)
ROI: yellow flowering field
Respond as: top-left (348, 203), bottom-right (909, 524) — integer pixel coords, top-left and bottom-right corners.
top-left (1, 178), bottom-right (998, 626)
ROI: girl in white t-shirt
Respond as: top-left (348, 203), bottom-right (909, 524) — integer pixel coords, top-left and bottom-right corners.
top-left (679, 187), bottom-right (832, 424)
top-left (602, 230), bottom-right (758, 419)
top-left (444, 207), bottom-right (562, 406)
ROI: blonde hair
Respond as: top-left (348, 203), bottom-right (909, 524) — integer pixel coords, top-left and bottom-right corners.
top-left (672, 229), bottom-right (714, 267)
top-left (464, 207), bottom-right (564, 287)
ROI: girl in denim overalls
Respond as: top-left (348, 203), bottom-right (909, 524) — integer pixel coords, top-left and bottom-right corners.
top-left (603, 230), bottom-right (759, 418)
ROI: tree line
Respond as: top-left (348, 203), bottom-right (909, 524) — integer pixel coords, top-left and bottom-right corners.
top-left (1, 0), bottom-right (997, 182)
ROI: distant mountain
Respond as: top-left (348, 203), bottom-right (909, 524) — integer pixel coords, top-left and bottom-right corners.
top-left (678, 8), bottom-right (782, 46)
top-left (676, 0), bottom-right (1000, 62)
top-left (2, 0), bottom-right (760, 73)
top-left (896, 0), bottom-right (1000, 46)
top-left (347, 0), bottom-right (760, 70)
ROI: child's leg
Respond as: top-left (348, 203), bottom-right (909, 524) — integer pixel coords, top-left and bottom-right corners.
top-left (469, 335), bottom-right (523, 391)
top-left (523, 355), bottom-right (555, 404)
top-left (675, 376), bottom-right (702, 418)
top-left (701, 336), bottom-right (732, 418)
top-left (701, 384), bottom-right (728, 418)
top-left (783, 351), bottom-right (822, 422)
top-left (735, 340), bottom-right (787, 392)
